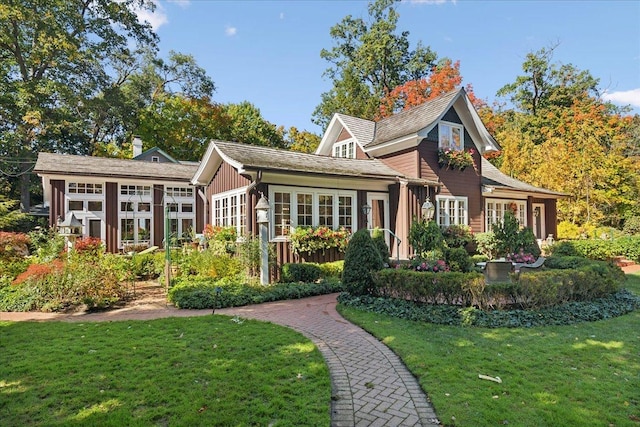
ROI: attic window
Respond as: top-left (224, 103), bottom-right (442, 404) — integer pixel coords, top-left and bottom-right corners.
top-left (151, 156), bottom-right (159, 162)
top-left (333, 140), bottom-right (355, 159)
top-left (438, 121), bottom-right (464, 151)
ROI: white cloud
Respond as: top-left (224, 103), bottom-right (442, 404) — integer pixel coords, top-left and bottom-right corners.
top-left (280, 12), bottom-right (285, 20)
top-left (225, 25), bottom-right (237, 37)
top-left (602, 88), bottom-right (640, 108)
top-left (168, 0), bottom-right (190, 7)
top-left (131, 0), bottom-right (168, 30)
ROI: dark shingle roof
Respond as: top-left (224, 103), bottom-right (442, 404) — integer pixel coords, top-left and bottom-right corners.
top-left (34, 152), bottom-right (197, 181)
top-left (213, 140), bottom-right (403, 179)
top-left (368, 90), bottom-right (461, 147)
top-left (335, 113), bottom-right (375, 145)
top-left (481, 158), bottom-right (566, 196)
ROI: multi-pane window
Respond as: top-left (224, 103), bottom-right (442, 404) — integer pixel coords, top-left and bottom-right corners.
top-left (338, 196), bottom-right (353, 230)
top-left (119, 183), bottom-right (153, 247)
top-left (318, 195), bottom-right (334, 227)
top-left (166, 187), bottom-right (193, 198)
top-left (211, 188), bottom-right (248, 237)
top-left (68, 182), bottom-right (103, 194)
top-left (297, 193), bottom-right (313, 227)
top-left (274, 191), bottom-right (291, 236)
top-left (269, 186), bottom-right (357, 239)
top-left (485, 199), bottom-right (527, 230)
top-left (438, 122), bottom-right (464, 151)
top-left (333, 140), bottom-right (355, 158)
top-left (164, 185), bottom-right (197, 240)
top-left (436, 196), bottom-right (468, 226)
top-left (68, 200), bottom-right (83, 211)
top-left (120, 185), bottom-right (150, 196)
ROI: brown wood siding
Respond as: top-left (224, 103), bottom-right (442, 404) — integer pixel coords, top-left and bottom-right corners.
top-left (49, 179), bottom-right (65, 227)
top-left (153, 184), bottom-right (165, 249)
top-left (379, 148), bottom-right (419, 177)
top-left (205, 162), bottom-right (251, 202)
top-left (357, 190), bottom-right (368, 230)
top-left (418, 134), bottom-right (483, 232)
top-left (388, 183), bottom-right (400, 252)
top-left (247, 183), bottom-right (268, 236)
top-left (105, 182), bottom-right (118, 253)
top-left (195, 189), bottom-right (204, 234)
top-left (336, 127), bottom-right (351, 142)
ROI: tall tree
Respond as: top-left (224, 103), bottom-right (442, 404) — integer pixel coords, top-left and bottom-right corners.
top-left (223, 102), bottom-right (286, 148)
top-left (0, 0), bottom-right (157, 210)
top-left (313, 0), bottom-right (437, 128)
top-left (285, 127), bottom-right (321, 153)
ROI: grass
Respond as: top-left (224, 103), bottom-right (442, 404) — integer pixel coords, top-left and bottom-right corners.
top-left (338, 272), bottom-right (640, 427)
top-left (0, 315), bottom-right (330, 426)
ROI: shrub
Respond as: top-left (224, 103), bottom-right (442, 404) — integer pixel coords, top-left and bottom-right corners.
top-left (0, 232), bottom-right (30, 262)
top-left (281, 263), bottom-right (322, 283)
top-left (74, 236), bottom-right (104, 256)
top-left (129, 252), bottom-right (165, 279)
top-left (319, 260), bottom-right (344, 278)
top-left (203, 224), bottom-right (237, 242)
top-left (622, 216), bottom-right (640, 235)
top-left (409, 220), bottom-right (444, 258)
top-left (474, 232), bottom-right (499, 259)
top-left (445, 247), bottom-right (473, 272)
top-left (442, 224), bottom-right (474, 249)
top-left (342, 228), bottom-right (383, 295)
top-left (371, 228), bottom-right (390, 265)
top-left (549, 237), bottom-right (640, 262)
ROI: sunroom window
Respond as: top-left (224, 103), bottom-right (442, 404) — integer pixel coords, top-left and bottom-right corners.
top-left (438, 122), bottom-right (464, 151)
top-left (212, 188), bottom-right (248, 237)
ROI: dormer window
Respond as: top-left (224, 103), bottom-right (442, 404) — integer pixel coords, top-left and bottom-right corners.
top-left (438, 122), bottom-right (464, 151)
top-left (333, 139), bottom-right (355, 159)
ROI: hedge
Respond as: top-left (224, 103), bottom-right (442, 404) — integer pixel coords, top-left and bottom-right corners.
top-left (168, 277), bottom-right (344, 309)
top-left (550, 237), bottom-right (640, 262)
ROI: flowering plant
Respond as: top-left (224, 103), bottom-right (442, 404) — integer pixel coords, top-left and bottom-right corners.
top-left (203, 224), bottom-right (237, 242)
top-left (438, 148), bottom-right (476, 171)
top-left (506, 250), bottom-right (536, 264)
top-left (289, 226), bottom-right (351, 254)
top-left (400, 257), bottom-right (450, 273)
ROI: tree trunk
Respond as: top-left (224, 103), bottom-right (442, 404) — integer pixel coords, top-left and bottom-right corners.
top-left (19, 164), bottom-right (31, 213)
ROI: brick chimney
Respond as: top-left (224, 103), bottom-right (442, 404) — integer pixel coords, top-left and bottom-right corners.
top-left (132, 136), bottom-right (143, 158)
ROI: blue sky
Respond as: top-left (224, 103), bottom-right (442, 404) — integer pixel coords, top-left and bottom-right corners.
top-left (140, 0), bottom-right (640, 135)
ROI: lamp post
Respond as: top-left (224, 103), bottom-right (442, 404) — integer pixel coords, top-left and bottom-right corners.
top-left (361, 203), bottom-right (371, 227)
top-left (255, 195), bottom-right (270, 285)
top-left (421, 199), bottom-right (435, 221)
top-left (57, 212), bottom-right (83, 254)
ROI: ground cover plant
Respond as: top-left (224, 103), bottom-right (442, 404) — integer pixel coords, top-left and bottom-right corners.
top-left (0, 316), bottom-right (330, 426)
top-left (337, 272), bottom-right (640, 426)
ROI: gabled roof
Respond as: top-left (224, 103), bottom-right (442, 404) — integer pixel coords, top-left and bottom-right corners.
top-left (369, 89), bottom-right (461, 147)
top-left (334, 113), bottom-right (375, 145)
top-left (481, 158), bottom-right (567, 197)
top-left (134, 147), bottom-right (179, 163)
top-left (34, 152), bottom-right (198, 181)
top-left (192, 140), bottom-right (432, 186)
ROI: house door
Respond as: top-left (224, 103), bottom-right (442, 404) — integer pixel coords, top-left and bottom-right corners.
top-left (88, 219), bottom-right (102, 239)
top-left (532, 203), bottom-right (545, 240)
top-left (367, 193), bottom-right (390, 245)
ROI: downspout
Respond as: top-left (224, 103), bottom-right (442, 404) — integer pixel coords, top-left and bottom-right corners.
top-left (245, 170), bottom-right (262, 235)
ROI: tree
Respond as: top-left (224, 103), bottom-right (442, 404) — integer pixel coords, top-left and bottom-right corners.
top-left (0, 0), bottom-right (157, 210)
top-left (313, 0), bottom-right (437, 128)
top-left (378, 59), bottom-right (483, 118)
top-left (285, 127), bottom-right (321, 153)
top-left (223, 102), bottom-right (286, 148)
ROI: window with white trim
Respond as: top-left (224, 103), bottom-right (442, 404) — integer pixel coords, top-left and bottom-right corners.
top-left (68, 182), bottom-right (103, 194)
top-left (438, 121), bottom-right (464, 151)
top-left (211, 188), bottom-right (248, 237)
top-left (165, 185), bottom-right (197, 240)
top-left (436, 196), bottom-right (468, 226)
top-left (269, 186), bottom-right (357, 239)
top-left (485, 199), bottom-right (527, 231)
top-left (119, 183), bottom-right (153, 247)
top-left (333, 139), bottom-right (355, 159)
top-left (65, 181), bottom-right (105, 239)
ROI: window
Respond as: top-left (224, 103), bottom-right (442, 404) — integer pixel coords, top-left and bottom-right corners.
top-left (88, 201), bottom-right (102, 212)
top-left (68, 182), bottom-right (102, 194)
top-left (166, 187), bottom-right (193, 198)
top-left (436, 196), bottom-right (468, 226)
top-left (151, 156), bottom-right (159, 163)
top-left (318, 195), bottom-right (334, 227)
top-left (211, 188), bottom-right (247, 237)
top-left (119, 183), bottom-right (153, 247)
top-left (138, 202), bottom-right (151, 212)
top-left (68, 200), bottom-right (83, 211)
top-left (268, 186), bottom-right (357, 239)
top-left (485, 199), bottom-right (527, 231)
top-left (297, 193), bottom-right (313, 227)
top-left (120, 185), bottom-right (150, 196)
top-left (438, 122), bottom-right (464, 151)
top-left (333, 140), bottom-right (355, 159)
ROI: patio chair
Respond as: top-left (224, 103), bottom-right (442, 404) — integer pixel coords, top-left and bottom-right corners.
top-left (484, 261), bottom-right (514, 284)
top-left (513, 256), bottom-right (545, 273)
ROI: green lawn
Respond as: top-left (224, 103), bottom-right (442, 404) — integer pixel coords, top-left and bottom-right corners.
top-left (338, 272), bottom-right (640, 427)
top-left (0, 316), bottom-right (330, 426)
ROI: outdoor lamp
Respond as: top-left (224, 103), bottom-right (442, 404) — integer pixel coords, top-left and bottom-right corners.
top-left (255, 195), bottom-right (270, 224)
top-left (57, 212), bottom-right (83, 237)
top-left (361, 204), bottom-right (371, 215)
top-left (421, 199), bottom-right (435, 220)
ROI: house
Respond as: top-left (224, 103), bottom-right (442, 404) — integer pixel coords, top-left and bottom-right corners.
top-left (34, 142), bottom-right (203, 253)
top-left (35, 89), bottom-right (563, 264)
top-left (193, 89), bottom-right (564, 264)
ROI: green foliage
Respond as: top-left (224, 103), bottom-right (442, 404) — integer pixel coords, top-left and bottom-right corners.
top-left (408, 220), bottom-right (445, 258)
top-left (318, 260), bottom-right (344, 278)
top-left (0, 198), bottom-right (27, 230)
top-left (28, 228), bottom-right (65, 263)
top-left (289, 226), bottom-right (350, 255)
top-left (168, 276), bottom-right (343, 309)
top-left (371, 228), bottom-right (390, 265)
top-left (281, 263), bottom-right (322, 283)
top-left (622, 216), bottom-right (640, 235)
top-left (444, 247), bottom-right (473, 272)
top-left (474, 232), bottom-right (499, 259)
top-left (342, 229), bottom-right (384, 295)
top-left (129, 252), bottom-right (165, 279)
top-left (549, 237), bottom-right (640, 262)
top-left (203, 224), bottom-right (237, 242)
top-left (491, 211), bottom-right (540, 258)
top-left (442, 224), bottom-right (474, 249)
top-left (313, 0), bottom-right (437, 127)
top-left (174, 250), bottom-right (244, 280)
top-left (338, 289), bottom-right (639, 328)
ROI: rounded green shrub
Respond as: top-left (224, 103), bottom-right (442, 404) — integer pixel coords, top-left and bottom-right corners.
top-left (281, 263), bottom-right (322, 283)
top-left (371, 228), bottom-right (390, 265)
top-left (342, 228), bottom-right (384, 295)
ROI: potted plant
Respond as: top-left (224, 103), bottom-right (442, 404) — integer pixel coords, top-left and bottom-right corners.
top-left (438, 148), bottom-right (476, 171)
